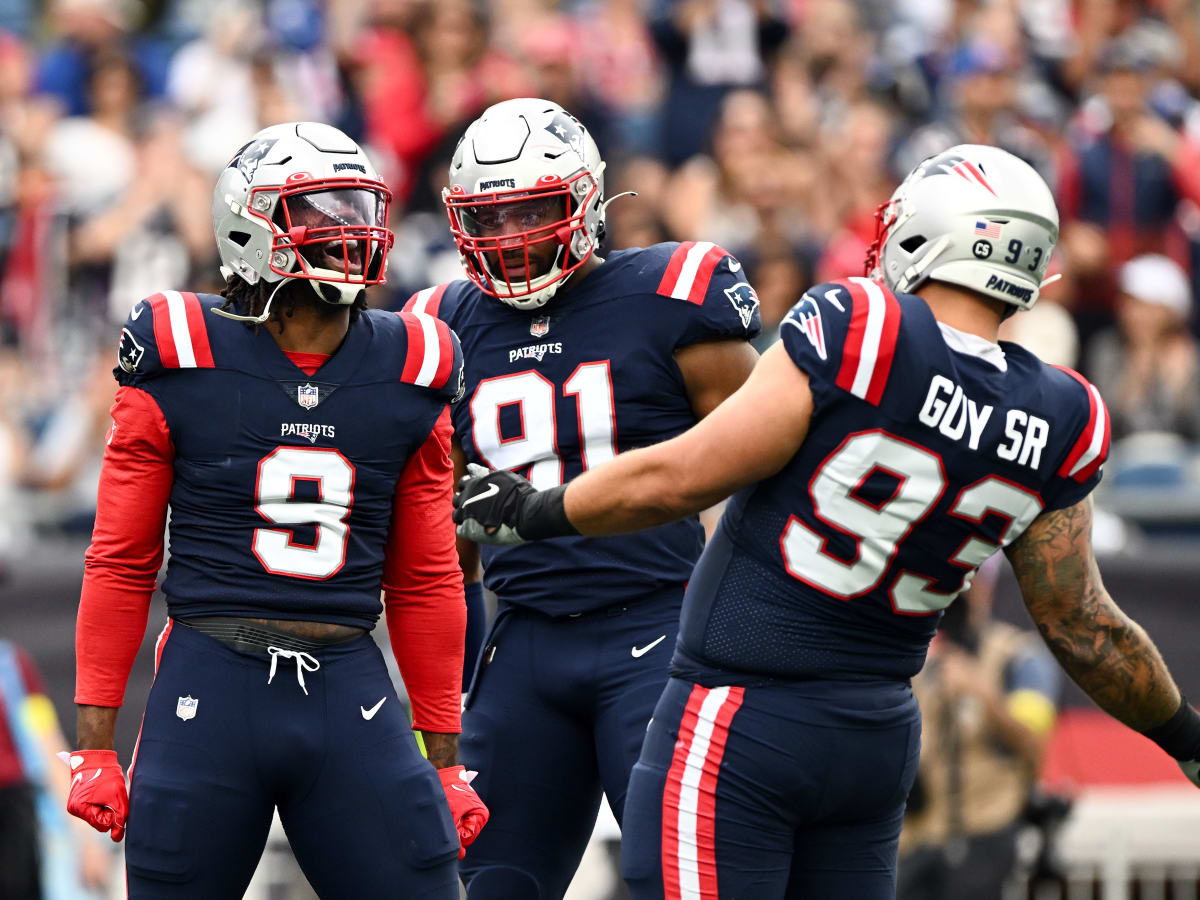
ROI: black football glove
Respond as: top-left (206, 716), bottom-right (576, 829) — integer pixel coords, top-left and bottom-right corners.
top-left (453, 464), bottom-right (579, 545)
top-left (453, 465), bottom-right (535, 545)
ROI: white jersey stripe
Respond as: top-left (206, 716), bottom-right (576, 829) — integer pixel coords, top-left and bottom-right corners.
top-left (414, 312), bottom-right (442, 388)
top-left (670, 241), bottom-right (716, 301)
top-left (1069, 385), bottom-right (1107, 477)
top-left (164, 290), bottom-right (197, 368)
top-left (410, 286), bottom-right (437, 316)
top-left (674, 685), bottom-right (732, 900)
top-left (848, 276), bottom-right (886, 400)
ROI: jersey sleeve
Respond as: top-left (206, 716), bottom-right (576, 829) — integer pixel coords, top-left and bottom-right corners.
top-left (381, 409), bottom-right (465, 733)
top-left (1043, 366), bottom-right (1111, 510)
top-left (76, 385), bottom-right (175, 707)
top-left (113, 291), bottom-right (216, 387)
top-left (779, 277), bottom-right (903, 410)
top-left (395, 310), bottom-right (465, 403)
top-left (652, 241), bottom-right (762, 346)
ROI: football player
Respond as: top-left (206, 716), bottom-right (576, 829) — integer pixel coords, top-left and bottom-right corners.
top-left (455, 145), bottom-right (1200, 898)
top-left (404, 98), bottom-right (761, 898)
top-left (66, 122), bottom-right (487, 898)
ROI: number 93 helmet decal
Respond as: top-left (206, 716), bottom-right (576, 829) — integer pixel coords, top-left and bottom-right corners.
top-left (865, 144), bottom-right (1059, 310)
top-left (212, 122), bottom-right (394, 307)
top-left (443, 98), bottom-right (607, 311)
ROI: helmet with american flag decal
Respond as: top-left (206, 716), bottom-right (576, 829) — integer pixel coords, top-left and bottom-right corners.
top-left (865, 144), bottom-right (1058, 310)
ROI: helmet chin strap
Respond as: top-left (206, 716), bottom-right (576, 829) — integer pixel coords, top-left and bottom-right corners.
top-left (210, 277), bottom-right (295, 324)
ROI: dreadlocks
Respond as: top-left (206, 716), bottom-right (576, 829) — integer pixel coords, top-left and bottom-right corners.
top-left (218, 275), bottom-right (369, 332)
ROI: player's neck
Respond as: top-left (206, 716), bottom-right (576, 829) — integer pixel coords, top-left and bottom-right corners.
top-left (264, 295), bottom-right (353, 355)
top-left (916, 281), bottom-right (1004, 344)
top-left (556, 254), bottom-right (603, 299)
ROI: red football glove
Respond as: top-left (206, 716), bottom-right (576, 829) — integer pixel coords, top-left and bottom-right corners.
top-left (64, 750), bottom-right (129, 842)
top-left (438, 765), bottom-right (489, 858)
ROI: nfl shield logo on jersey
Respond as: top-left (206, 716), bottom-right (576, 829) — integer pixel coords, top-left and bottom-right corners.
top-left (530, 316), bottom-right (551, 337)
top-left (297, 384), bottom-right (319, 410)
top-left (176, 696), bottom-right (198, 721)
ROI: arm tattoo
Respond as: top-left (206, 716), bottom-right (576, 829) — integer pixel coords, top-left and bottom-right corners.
top-left (1005, 497), bottom-right (1181, 732)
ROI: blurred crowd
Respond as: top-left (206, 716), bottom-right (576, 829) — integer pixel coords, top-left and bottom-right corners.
top-left (2, 0), bottom-right (1200, 553)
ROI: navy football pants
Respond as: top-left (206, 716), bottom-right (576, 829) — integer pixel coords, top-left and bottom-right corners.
top-left (123, 620), bottom-right (460, 898)
top-left (459, 587), bottom-right (683, 900)
top-left (621, 676), bottom-right (921, 900)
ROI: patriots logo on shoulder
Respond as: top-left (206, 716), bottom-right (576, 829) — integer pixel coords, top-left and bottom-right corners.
top-left (118, 328), bottom-right (145, 373)
top-left (782, 294), bottom-right (827, 360)
top-left (724, 282), bottom-right (760, 330)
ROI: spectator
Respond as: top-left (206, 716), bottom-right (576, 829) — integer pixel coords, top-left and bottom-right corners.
top-left (0, 640), bottom-right (109, 898)
top-left (649, 0), bottom-right (790, 165)
top-left (1086, 253), bottom-right (1200, 441)
top-left (1057, 35), bottom-right (1200, 332)
top-left (898, 562), bottom-right (1060, 900)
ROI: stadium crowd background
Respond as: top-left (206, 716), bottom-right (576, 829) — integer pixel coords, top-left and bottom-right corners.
top-left (1, 0), bottom-right (1199, 897)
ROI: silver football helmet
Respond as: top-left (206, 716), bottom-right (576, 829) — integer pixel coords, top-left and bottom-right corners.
top-left (867, 144), bottom-right (1058, 310)
top-left (211, 122), bottom-right (394, 313)
top-left (443, 98), bottom-right (606, 310)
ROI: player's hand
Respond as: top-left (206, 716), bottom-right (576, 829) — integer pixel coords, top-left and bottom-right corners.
top-left (453, 463), bottom-right (533, 546)
top-left (438, 765), bottom-right (489, 858)
top-left (1180, 759), bottom-right (1200, 788)
top-left (62, 749), bottom-right (128, 842)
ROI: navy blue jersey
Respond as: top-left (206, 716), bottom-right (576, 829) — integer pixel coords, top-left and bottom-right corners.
top-left (676, 276), bottom-right (1111, 683)
top-left (408, 242), bottom-right (762, 614)
top-left (115, 290), bottom-right (462, 627)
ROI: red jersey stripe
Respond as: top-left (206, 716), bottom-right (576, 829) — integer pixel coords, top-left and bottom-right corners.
top-left (1053, 366), bottom-right (1101, 480)
top-left (431, 318), bottom-right (454, 389)
top-left (404, 283), bottom-right (450, 317)
top-left (864, 284), bottom-right (902, 405)
top-left (685, 244), bottom-right (730, 306)
top-left (657, 242), bottom-right (695, 296)
top-left (182, 292), bottom-right (214, 367)
top-left (397, 312), bottom-right (426, 384)
top-left (835, 280), bottom-right (870, 394)
top-left (147, 294), bottom-right (179, 369)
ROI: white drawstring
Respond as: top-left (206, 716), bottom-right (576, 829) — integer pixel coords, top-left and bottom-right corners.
top-left (266, 647), bottom-right (321, 695)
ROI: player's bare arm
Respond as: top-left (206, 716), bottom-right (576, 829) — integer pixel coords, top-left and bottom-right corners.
top-left (1005, 497), bottom-right (1182, 732)
top-left (455, 342), bottom-right (812, 542)
top-left (75, 705), bottom-right (119, 751)
top-left (674, 338), bottom-right (760, 418)
top-left (420, 732), bottom-right (459, 770)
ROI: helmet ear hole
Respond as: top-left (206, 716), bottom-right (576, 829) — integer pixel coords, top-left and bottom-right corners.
top-left (899, 235), bottom-right (927, 253)
top-left (229, 231), bottom-right (252, 247)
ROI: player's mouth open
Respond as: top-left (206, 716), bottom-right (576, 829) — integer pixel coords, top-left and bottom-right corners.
top-left (319, 240), bottom-right (364, 275)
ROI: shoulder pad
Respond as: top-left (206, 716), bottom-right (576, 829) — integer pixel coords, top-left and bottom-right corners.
top-left (402, 283), bottom-right (454, 319)
top-left (394, 310), bottom-right (464, 402)
top-left (644, 241), bottom-right (761, 341)
top-left (1051, 365), bottom-right (1111, 484)
top-left (780, 277), bottom-right (903, 407)
top-left (115, 291), bottom-right (216, 384)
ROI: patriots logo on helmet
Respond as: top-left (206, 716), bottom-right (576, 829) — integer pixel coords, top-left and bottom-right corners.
top-left (724, 282), bottom-right (760, 330)
top-left (230, 138), bottom-right (277, 182)
top-left (782, 294), bottom-right (827, 361)
top-left (544, 112), bottom-right (585, 158)
top-left (919, 152), bottom-right (997, 197)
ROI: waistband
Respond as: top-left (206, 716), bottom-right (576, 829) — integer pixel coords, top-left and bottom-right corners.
top-left (177, 616), bottom-right (363, 659)
top-left (500, 581), bottom-right (687, 621)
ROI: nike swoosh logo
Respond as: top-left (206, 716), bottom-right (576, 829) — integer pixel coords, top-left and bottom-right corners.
top-left (462, 482), bottom-right (499, 507)
top-left (631, 635), bottom-right (667, 658)
top-left (727, 258), bottom-right (742, 272)
top-left (71, 772), bottom-right (83, 788)
top-left (361, 697), bottom-right (386, 720)
top-left (130, 302), bottom-right (144, 320)
top-left (89, 769), bottom-right (102, 783)
top-left (450, 784), bottom-right (473, 793)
